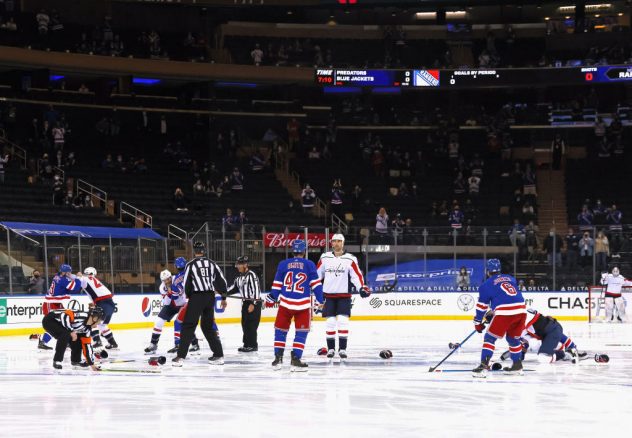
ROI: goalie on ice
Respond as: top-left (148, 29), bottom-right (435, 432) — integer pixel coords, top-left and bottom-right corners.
top-left (600, 267), bottom-right (631, 323)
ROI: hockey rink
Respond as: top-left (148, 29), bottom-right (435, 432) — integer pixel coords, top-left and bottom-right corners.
top-left (1, 320), bottom-right (631, 438)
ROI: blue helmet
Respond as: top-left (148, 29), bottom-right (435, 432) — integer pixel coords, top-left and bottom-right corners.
top-left (487, 258), bottom-right (501, 274)
top-left (174, 257), bottom-right (187, 270)
top-left (59, 264), bottom-right (72, 273)
top-left (292, 239), bottom-right (306, 254)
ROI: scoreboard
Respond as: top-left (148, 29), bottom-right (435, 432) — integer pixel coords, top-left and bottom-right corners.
top-left (315, 65), bottom-right (632, 89)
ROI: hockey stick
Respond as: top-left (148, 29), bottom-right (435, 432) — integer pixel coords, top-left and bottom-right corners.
top-left (428, 329), bottom-right (478, 372)
top-left (224, 294), bottom-right (264, 302)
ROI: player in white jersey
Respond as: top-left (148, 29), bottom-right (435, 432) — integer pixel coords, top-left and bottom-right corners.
top-left (600, 267), bottom-right (632, 322)
top-left (316, 233), bottom-right (370, 359)
top-left (77, 267), bottom-right (118, 349)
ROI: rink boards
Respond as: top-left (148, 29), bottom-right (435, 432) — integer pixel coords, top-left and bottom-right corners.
top-left (0, 290), bottom-right (592, 336)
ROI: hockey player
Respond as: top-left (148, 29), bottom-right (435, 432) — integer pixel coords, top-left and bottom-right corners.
top-left (42, 306), bottom-right (104, 371)
top-left (499, 308), bottom-right (586, 364)
top-left (316, 233), bottom-right (370, 360)
top-left (38, 264), bottom-right (83, 350)
top-left (266, 240), bottom-right (324, 371)
top-left (600, 267), bottom-right (631, 322)
top-left (171, 257), bottom-right (205, 355)
top-left (472, 258), bottom-right (527, 377)
top-left (78, 267), bottom-right (118, 350)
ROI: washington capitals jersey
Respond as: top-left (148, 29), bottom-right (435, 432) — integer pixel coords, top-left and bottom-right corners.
top-left (80, 275), bottom-right (113, 303)
top-left (475, 273), bottom-right (526, 320)
top-left (268, 257), bottom-right (323, 310)
top-left (46, 274), bottom-right (82, 303)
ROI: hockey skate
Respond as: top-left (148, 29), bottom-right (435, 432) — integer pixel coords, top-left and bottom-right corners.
top-left (208, 355), bottom-right (224, 365)
top-left (167, 345), bottom-right (179, 354)
top-left (189, 343), bottom-right (201, 355)
top-left (326, 349), bottom-right (335, 359)
top-left (105, 342), bottom-right (119, 350)
top-left (472, 358), bottom-right (490, 378)
top-left (71, 361), bottom-right (89, 369)
top-left (238, 346), bottom-right (258, 353)
top-left (172, 357), bottom-right (184, 367)
top-left (338, 349), bottom-right (348, 360)
top-left (144, 343), bottom-right (158, 355)
top-left (503, 361), bottom-right (524, 375)
top-left (271, 354), bottom-right (283, 371)
top-left (92, 339), bottom-right (103, 349)
top-left (568, 348), bottom-right (588, 364)
top-left (52, 361), bottom-right (63, 370)
top-left (38, 340), bottom-right (53, 351)
top-left (290, 352), bottom-right (308, 372)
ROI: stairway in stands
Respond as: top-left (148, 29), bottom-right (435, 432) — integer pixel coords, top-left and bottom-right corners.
top-left (536, 168), bottom-right (568, 238)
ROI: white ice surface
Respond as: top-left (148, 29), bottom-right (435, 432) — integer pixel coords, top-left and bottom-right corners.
top-left (1, 320), bottom-right (631, 438)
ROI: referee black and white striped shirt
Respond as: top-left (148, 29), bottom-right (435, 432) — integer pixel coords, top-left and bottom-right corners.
top-left (183, 256), bottom-right (228, 296)
top-left (228, 270), bottom-right (261, 301)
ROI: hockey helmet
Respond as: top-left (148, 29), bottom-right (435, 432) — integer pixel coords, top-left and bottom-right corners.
top-left (88, 306), bottom-right (105, 321)
top-left (59, 264), bottom-right (72, 273)
top-left (160, 270), bottom-right (172, 281)
top-left (487, 258), bottom-right (501, 274)
top-left (331, 233), bottom-right (345, 242)
top-left (174, 257), bottom-right (187, 270)
top-left (193, 241), bottom-right (206, 255)
top-left (292, 239), bottom-right (306, 254)
top-left (84, 267), bottom-right (97, 276)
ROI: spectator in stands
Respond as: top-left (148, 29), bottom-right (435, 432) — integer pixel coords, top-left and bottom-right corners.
top-left (577, 205), bottom-right (594, 231)
top-left (372, 148), bottom-right (385, 177)
top-left (597, 136), bottom-right (611, 159)
top-left (115, 154), bottom-right (127, 172)
top-left (284, 199), bottom-right (299, 218)
top-left (101, 154), bottom-right (114, 170)
top-left (222, 208), bottom-right (237, 229)
top-left (308, 146), bottom-right (321, 160)
top-left (522, 201), bottom-right (536, 222)
top-left (27, 270), bottom-right (45, 295)
top-left (1, 17), bottom-right (17, 32)
top-left (448, 138), bottom-right (459, 161)
top-left (453, 172), bottom-right (466, 197)
top-left (36, 9), bottom-right (50, 36)
top-left (249, 150), bottom-right (266, 172)
top-left (193, 179), bottom-right (204, 194)
top-left (544, 228), bottom-right (562, 268)
top-left (65, 152), bottom-right (76, 170)
top-left (173, 187), bottom-right (188, 212)
top-left (522, 163), bottom-right (537, 200)
top-left (77, 83), bottom-right (90, 94)
top-left (375, 207), bottom-right (389, 242)
top-left (525, 220), bottom-right (539, 254)
top-left (391, 213), bottom-right (405, 238)
top-left (330, 179), bottom-right (344, 218)
top-left (55, 150), bottom-right (64, 169)
top-left (287, 118), bottom-right (300, 150)
top-left (398, 182), bottom-right (409, 198)
top-left (218, 175), bottom-right (231, 197)
top-left (579, 231), bottom-right (594, 267)
top-left (251, 43), bottom-right (264, 66)
top-left (594, 116), bottom-right (606, 140)
top-left (551, 134), bottom-right (565, 170)
top-left (606, 204), bottom-right (623, 252)
top-left (52, 122), bottom-right (65, 151)
top-left (595, 230), bottom-right (610, 271)
top-left (508, 219), bottom-right (526, 248)
top-left (52, 175), bottom-right (64, 206)
top-left (467, 173), bottom-right (481, 198)
top-left (0, 153), bottom-right (8, 184)
top-left (230, 167), bottom-right (244, 192)
top-left (456, 267), bottom-right (470, 290)
top-left (40, 154), bottom-right (54, 184)
top-left (301, 184), bottom-right (316, 213)
top-left (565, 227), bottom-right (580, 270)
top-left (350, 185), bottom-right (363, 215)
top-left (262, 128), bottom-right (278, 143)
top-left (593, 199), bottom-right (606, 225)
top-left (449, 204), bottom-right (464, 230)
top-left (237, 210), bottom-right (248, 226)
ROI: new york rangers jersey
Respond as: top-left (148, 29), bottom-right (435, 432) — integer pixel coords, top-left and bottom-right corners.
top-left (316, 252), bottom-right (367, 298)
top-left (80, 275), bottom-right (113, 303)
top-left (46, 274), bottom-right (82, 305)
top-left (600, 273), bottom-right (632, 296)
top-left (475, 274), bottom-right (526, 321)
top-left (268, 257), bottom-right (323, 310)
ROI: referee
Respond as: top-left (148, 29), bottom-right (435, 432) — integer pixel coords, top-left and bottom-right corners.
top-left (227, 256), bottom-right (262, 352)
top-left (173, 241), bottom-right (227, 366)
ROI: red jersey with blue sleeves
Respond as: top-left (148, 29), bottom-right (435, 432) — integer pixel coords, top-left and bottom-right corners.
top-left (46, 274), bottom-right (82, 304)
top-left (268, 257), bottom-right (324, 310)
top-left (475, 274), bottom-right (526, 321)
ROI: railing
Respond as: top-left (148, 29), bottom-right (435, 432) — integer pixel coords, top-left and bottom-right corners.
top-left (331, 213), bottom-right (348, 234)
top-left (168, 224), bottom-right (188, 240)
top-left (76, 179), bottom-right (107, 210)
top-left (0, 137), bottom-right (27, 169)
top-left (119, 202), bottom-right (153, 228)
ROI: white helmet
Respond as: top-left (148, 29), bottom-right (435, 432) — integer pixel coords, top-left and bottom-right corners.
top-left (332, 233), bottom-right (345, 242)
top-left (160, 270), bottom-right (172, 281)
top-left (84, 267), bottom-right (97, 276)
top-left (612, 267), bottom-right (620, 276)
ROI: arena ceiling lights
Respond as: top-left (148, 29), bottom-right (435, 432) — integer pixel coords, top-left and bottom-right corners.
top-left (415, 10), bottom-right (467, 20)
top-left (558, 3), bottom-right (613, 13)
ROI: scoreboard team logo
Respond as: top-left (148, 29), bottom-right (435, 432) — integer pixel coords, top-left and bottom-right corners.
top-left (413, 69), bottom-right (440, 87)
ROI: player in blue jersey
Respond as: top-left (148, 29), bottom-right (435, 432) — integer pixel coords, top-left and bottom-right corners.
top-left (472, 259), bottom-right (527, 377)
top-left (265, 240), bottom-right (324, 371)
top-left (38, 264), bottom-right (83, 350)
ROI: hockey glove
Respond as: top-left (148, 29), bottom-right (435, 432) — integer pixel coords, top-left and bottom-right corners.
top-left (359, 285), bottom-right (371, 298)
top-left (483, 310), bottom-right (494, 324)
top-left (473, 319), bottom-right (486, 333)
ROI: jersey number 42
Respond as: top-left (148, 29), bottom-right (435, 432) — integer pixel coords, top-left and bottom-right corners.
top-left (283, 272), bottom-right (307, 292)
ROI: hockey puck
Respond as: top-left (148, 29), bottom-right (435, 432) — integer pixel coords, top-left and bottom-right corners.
top-left (317, 347), bottom-right (328, 356)
top-left (379, 350), bottom-right (393, 359)
top-left (491, 362), bottom-right (502, 371)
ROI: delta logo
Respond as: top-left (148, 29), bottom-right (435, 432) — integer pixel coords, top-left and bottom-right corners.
top-left (141, 297), bottom-right (151, 317)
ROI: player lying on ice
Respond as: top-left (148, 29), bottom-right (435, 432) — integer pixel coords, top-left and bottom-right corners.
top-left (41, 306), bottom-right (105, 371)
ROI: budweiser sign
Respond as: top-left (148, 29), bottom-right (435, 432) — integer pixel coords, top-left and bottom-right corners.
top-left (264, 233), bottom-right (328, 248)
